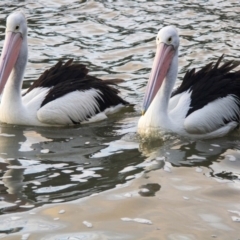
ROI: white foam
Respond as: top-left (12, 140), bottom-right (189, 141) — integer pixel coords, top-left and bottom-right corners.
top-left (139, 188), bottom-right (149, 193)
top-left (0, 133), bottom-right (15, 137)
top-left (21, 233), bottom-right (30, 240)
top-left (11, 216), bottom-right (22, 221)
top-left (124, 193), bottom-right (132, 198)
top-left (40, 149), bottom-right (50, 153)
top-left (195, 167), bottom-right (203, 173)
top-left (121, 217), bottom-right (152, 225)
top-left (125, 175), bottom-right (135, 180)
top-left (211, 144), bottom-right (220, 147)
top-left (52, 163), bottom-right (68, 169)
top-left (48, 173), bottom-right (60, 178)
top-left (71, 170), bottom-right (101, 182)
top-left (7, 165), bottom-right (26, 169)
top-left (187, 155), bottom-right (206, 160)
top-left (119, 166), bottom-right (137, 173)
top-left (52, 199), bottom-right (64, 203)
top-left (226, 155), bottom-right (236, 161)
top-left (20, 204), bottom-right (35, 209)
top-left (62, 170), bottom-right (74, 174)
top-left (174, 185), bottom-right (201, 191)
top-left (83, 221), bottom-right (93, 228)
top-left (59, 210), bottom-right (65, 214)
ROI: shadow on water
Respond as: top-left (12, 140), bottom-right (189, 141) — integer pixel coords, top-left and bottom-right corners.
top-left (0, 116), bottom-right (145, 215)
top-left (139, 132), bottom-right (240, 182)
top-left (1, 123), bottom-right (240, 235)
top-left (0, 115), bottom-right (240, 219)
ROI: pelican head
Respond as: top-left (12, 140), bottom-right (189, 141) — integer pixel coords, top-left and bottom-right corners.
top-left (142, 26), bottom-right (179, 115)
top-left (0, 12), bottom-right (27, 94)
top-left (6, 12), bottom-right (27, 36)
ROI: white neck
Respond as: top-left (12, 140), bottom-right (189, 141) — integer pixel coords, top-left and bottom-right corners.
top-left (0, 37), bottom-right (28, 121)
top-left (138, 49), bottom-right (179, 133)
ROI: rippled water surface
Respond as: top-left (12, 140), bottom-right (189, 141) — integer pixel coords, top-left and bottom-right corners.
top-left (0, 0), bottom-right (240, 239)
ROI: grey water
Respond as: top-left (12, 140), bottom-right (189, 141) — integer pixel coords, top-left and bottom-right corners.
top-left (0, 0), bottom-right (240, 238)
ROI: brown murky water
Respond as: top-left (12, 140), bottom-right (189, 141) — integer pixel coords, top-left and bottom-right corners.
top-left (0, 0), bottom-right (240, 239)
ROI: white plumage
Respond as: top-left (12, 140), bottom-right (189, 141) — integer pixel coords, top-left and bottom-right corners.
top-left (0, 12), bottom-right (128, 126)
top-left (183, 95), bottom-right (239, 134)
top-left (138, 26), bottom-right (240, 139)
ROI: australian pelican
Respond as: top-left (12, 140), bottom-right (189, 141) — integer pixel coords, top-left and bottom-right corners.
top-left (138, 26), bottom-right (240, 139)
top-left (0, 12), bottom-right (128, 126)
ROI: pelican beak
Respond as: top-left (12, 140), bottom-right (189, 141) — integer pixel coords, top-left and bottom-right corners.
top-left (142, 42), bottom-right (175, 114)
top-left (0, 31), bottom-right (22, 94)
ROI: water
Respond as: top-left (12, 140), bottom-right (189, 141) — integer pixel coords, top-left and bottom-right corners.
top-left (0, 0), bottom-right (240, 239)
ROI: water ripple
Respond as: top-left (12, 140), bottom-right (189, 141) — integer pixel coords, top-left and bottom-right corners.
top-left (0, 0), bottom-right (240, 218)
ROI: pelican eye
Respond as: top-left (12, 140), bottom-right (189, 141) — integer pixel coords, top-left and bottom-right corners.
top-left (15, 25), bottom-right (19, 30)
top-left (168, 37), bottom-right (172, 43)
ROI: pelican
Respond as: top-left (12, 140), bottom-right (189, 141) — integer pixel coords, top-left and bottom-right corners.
top-left (0, 12), bottom-right (128, 126)
top-left (138, 26), bottom-right (240, 139)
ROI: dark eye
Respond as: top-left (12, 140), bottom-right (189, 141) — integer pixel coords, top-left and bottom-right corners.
top-left (15, 26), bottom-right (19, 30)
top-left (168, 37), bottom-right (172, 42)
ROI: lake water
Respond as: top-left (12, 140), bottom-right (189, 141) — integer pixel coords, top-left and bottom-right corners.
top-left (0, 0), bottom-right (240, 239)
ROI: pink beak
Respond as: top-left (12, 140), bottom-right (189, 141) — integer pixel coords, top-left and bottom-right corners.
top-left (142, 42), bottom-right (175, 114)
top-left (0, 31), bottom-right (22, 94)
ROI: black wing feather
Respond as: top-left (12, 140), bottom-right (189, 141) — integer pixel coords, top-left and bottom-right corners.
top-left (24, 60), bottom-right (128, 123)
top-left (172, 55), bottom-right (240, 122)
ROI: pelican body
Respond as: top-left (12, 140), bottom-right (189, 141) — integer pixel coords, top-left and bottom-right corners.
top-left (138, 26), bottom-right (240, 139)
top-left (0, 12), bottom-right (128, 126)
